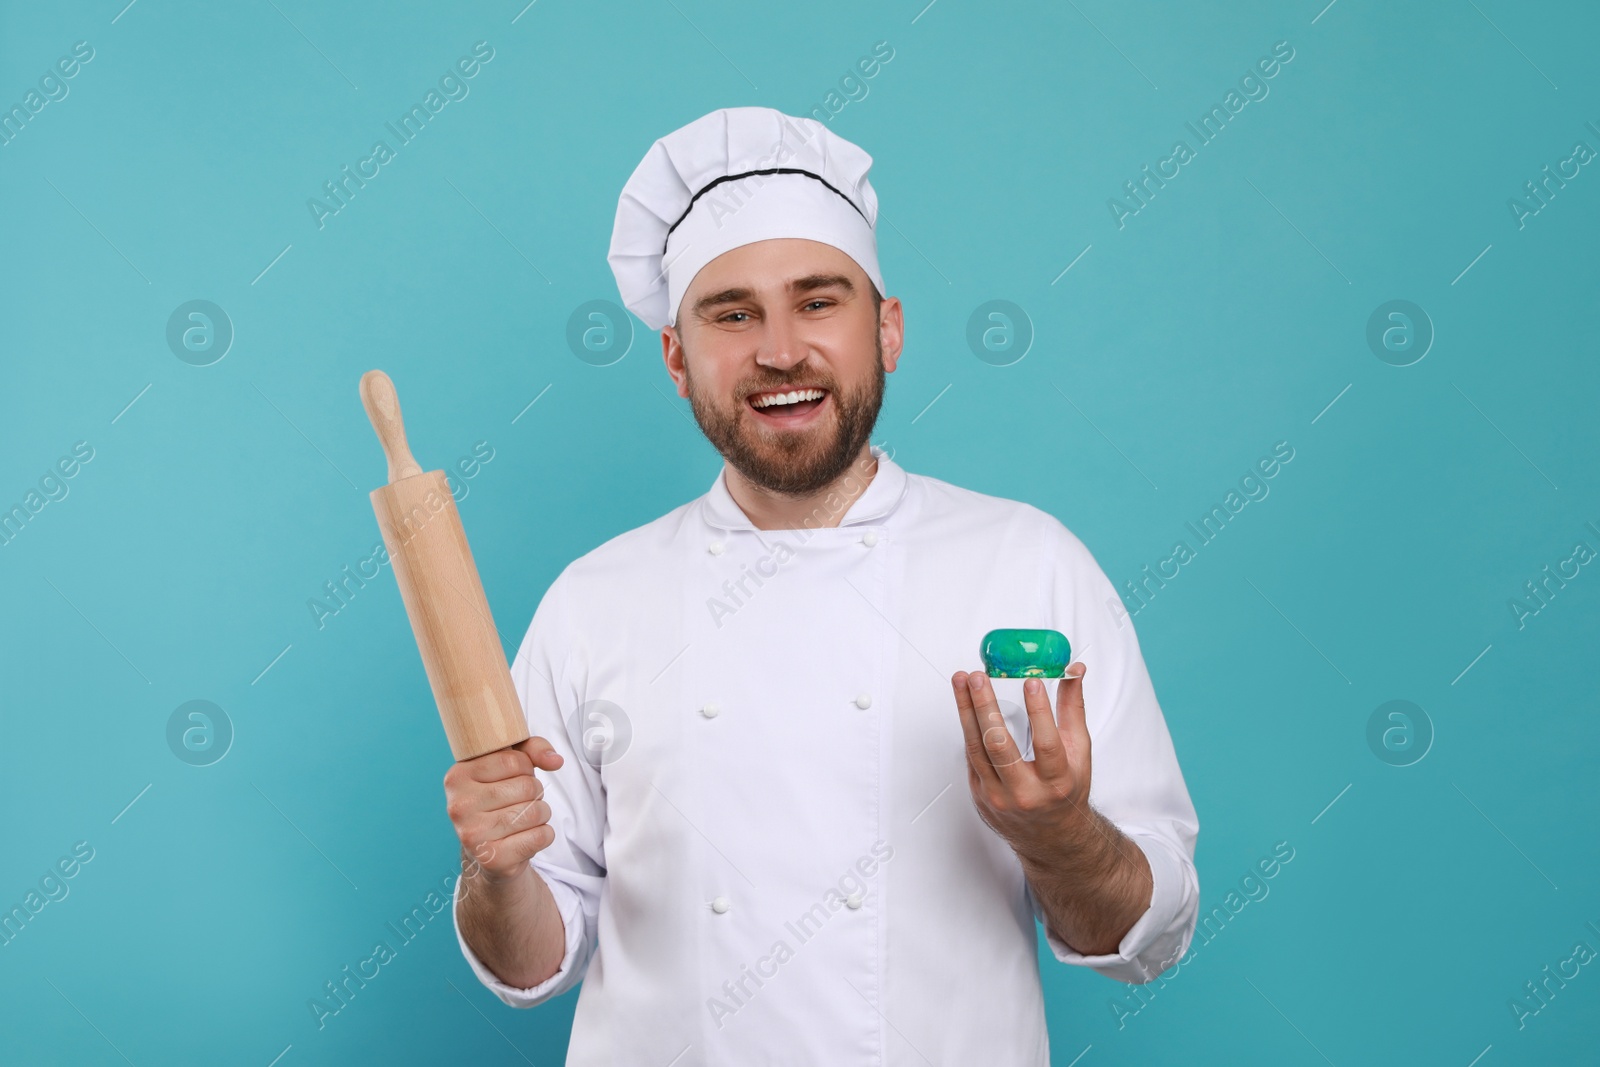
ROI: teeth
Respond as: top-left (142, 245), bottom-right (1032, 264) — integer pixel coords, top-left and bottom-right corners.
top-left (753, 388), bottom-right (824, 409)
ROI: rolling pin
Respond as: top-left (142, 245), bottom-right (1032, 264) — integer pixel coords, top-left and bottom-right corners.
top-left (360, 370), bottom-right (529, 761)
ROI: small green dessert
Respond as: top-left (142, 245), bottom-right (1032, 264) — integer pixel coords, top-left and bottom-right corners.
top-left (979, 628), bottom-right (1072, 678)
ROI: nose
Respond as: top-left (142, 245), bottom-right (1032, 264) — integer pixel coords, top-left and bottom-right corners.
top-left (755, 308), bottom-right (806, 373)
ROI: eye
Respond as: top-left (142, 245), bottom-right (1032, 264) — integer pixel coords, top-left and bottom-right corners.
top-left (804, 299), bottom-right (834, 311)
top-left (719, 311), bottom-right (751, 324)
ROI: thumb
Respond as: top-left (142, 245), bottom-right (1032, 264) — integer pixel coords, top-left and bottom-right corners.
top-left (517, 734), bottom-right (564, 772)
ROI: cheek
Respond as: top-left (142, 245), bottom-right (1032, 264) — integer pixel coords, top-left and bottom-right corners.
top-left (809, 323), bottom-right (880, 381)
top-left (687, 356), bottom-right (750, 410)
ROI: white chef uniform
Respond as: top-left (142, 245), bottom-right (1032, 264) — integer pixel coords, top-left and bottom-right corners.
top-left (452, 444), bottom-right (1201, 1064)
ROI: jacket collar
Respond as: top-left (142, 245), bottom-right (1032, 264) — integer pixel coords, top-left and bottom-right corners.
top-left (702, 444), bottom-right (909, 532)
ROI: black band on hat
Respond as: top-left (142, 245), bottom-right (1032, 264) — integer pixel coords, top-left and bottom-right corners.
top-left (662, 167), bottom-right (869, 254)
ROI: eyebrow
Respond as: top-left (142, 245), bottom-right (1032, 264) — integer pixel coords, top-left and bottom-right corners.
top-left (691, 273), bottom-right (856, 318)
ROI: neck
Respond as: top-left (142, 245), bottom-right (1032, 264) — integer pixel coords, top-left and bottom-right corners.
top-left (724, 445), bottom-right (879, 531)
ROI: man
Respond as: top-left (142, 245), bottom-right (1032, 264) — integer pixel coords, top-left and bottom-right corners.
top-left (447, 106), bottom-right (1199, 1064)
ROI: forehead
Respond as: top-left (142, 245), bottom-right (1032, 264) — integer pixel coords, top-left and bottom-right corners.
top-left (684, 237), bottom-right (863, 296)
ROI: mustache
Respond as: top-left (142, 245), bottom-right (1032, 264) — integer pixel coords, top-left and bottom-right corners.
top-left (740, 374), bottom-right (834, 394)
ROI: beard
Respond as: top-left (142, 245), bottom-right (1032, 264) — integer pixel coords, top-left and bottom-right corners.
top-left (683, 331), bottom-right (886, 497)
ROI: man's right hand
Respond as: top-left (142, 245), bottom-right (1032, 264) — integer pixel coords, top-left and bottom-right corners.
top-left (444, 736), bottom-right (565, 883)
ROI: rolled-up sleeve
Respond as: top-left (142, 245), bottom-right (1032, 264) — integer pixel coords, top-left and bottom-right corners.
top-left (1024, 511), bottom-right (1201, 984)
top-left (452, 570), bottom-right (607, 1007)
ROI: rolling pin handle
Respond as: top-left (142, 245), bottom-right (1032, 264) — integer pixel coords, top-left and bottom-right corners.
top-left (360, 369), bottom-right (425, 484)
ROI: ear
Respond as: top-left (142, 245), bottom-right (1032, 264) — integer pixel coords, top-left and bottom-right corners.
top-left (662, 326), bottom-right (689, 398)
top-left (879, 295), bottom-right (904, 374)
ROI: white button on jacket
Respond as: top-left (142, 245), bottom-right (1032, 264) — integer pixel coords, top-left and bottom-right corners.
top-left (454, 445), bottom-right (1200, 1065)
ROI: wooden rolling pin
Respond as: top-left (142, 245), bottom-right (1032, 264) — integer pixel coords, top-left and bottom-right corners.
top-left (360, 370), bottom-right (529, 761)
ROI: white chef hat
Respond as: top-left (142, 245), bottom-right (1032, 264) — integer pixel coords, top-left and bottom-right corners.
top-left (608, 106), bottom-right (885, 331)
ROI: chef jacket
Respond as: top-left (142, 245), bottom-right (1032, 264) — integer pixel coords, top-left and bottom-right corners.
top-left (453, 444), bottom-right (1200, 1065)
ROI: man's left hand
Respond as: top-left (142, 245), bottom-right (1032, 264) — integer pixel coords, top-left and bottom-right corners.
top-left (951, 662), bottom-right (1093, 860)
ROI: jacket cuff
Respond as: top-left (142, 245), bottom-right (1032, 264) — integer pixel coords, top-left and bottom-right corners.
top-left (451, 866), bottom-right (589, 1007)
top-left (1029, 832), bottom-right (1193, 983)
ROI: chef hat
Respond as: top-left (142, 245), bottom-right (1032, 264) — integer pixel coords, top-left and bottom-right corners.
top-left (608, 106), bottom-right (885, 331)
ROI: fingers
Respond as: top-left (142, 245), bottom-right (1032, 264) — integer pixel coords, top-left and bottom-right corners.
top-left (451, 746), bottom-right (530, 786)
top-left (444, 735), bottom-right (564, 882)
top-left (488, 796), bottom-right (552, 839)
top-left (464, 824), bottom-right (557, 882)
top-left (451, 789), bottom-right (557, 881)
top-left (1021, 676), bottom-right (1069, 781)
top-left (953, 670), bottom-right (1028, 788)
top-left (455, 788), bottom-right (553, 844)
top-left (483, 772), bottom-right (544, 809)
top-left (444, 736), bottom-right (563, 793)
top-left (968, 671), bottom-right (1027, 775)
top-left (446, 767), bottom-right (542, 819)
top-left (1057, 662), bottom-right (1090, 768)
top-left (952, 670), bottom-right (999, 791)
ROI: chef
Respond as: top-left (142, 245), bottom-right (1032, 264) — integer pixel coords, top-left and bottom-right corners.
top-left (447, 106), bottom-right (1200, 1064)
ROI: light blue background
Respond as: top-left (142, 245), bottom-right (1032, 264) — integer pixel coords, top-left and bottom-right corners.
top-left (2, 1), bottom-right (1596, 1063)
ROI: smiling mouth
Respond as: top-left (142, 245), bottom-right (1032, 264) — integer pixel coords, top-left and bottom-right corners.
top-left (747, 387), bottom-right (829, 421)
